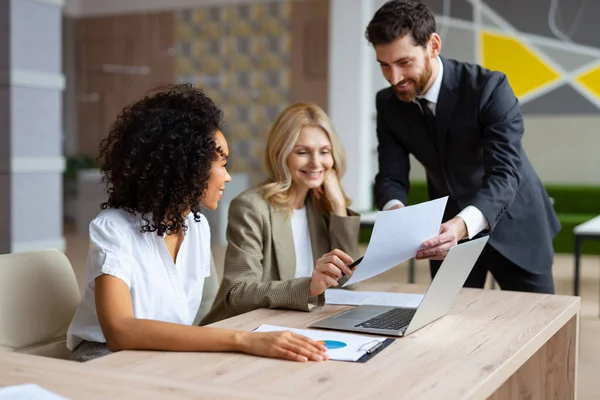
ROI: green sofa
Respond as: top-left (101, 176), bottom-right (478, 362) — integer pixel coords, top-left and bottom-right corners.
top-left (546, 184), bottom-right (600, 254)
top-left (359, 182), bottom-right (600, 255)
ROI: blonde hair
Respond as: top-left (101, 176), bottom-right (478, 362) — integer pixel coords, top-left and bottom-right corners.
top-left (261, 102), bottom-right (351, 213)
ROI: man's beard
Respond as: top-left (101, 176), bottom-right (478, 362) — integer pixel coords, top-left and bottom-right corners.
top-left (392, 60), bottom-right (432, 102)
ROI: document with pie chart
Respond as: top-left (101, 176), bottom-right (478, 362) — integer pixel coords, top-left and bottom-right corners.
top-left (252, 324), bottom-right (386, 362)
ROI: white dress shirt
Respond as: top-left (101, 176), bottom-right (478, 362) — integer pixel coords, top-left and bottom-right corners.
top-left (383, 56), bottom-right (489, 239)
top-left (66, 208), bottom-right (211, 350)
top-left (291, 206), bottom-right (315, 278)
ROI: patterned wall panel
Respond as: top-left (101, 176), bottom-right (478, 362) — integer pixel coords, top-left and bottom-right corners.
top-left (176, 2), bottom-right (291, 184)
top-left (427, 0), bottom-right (600, 114)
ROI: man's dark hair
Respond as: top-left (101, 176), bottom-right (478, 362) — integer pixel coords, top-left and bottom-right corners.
top-left (365, 0), bottom-right (436, 48)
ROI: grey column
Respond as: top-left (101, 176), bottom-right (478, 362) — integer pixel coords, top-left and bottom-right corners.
top-left (328, 0), bottom-right (374, 211)
top-left (0, 0), bottom-right (65, 254)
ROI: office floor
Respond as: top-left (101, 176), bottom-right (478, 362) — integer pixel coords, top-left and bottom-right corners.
top-left (64, 231), bottom-right (600, 399)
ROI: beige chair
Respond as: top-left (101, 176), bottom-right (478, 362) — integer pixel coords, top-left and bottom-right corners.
top-left (0, 249), bottom-right (80, 359)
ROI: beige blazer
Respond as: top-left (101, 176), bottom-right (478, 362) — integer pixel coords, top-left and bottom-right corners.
top-left (202, 187), bottom-right (360, 325)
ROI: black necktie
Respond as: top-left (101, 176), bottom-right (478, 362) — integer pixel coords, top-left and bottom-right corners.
top-left (418, 98), bottom-right (437, 148)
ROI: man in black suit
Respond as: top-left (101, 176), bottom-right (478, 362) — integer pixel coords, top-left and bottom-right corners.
top-left (366, 0), bottom-right (560, 293)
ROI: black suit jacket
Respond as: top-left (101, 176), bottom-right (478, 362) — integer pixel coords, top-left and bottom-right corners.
top-left (374, 57), bottom-right (560, 274)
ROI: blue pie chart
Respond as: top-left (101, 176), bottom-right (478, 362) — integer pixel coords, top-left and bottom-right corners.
top-left (321, 340), bottom-right (347, 349)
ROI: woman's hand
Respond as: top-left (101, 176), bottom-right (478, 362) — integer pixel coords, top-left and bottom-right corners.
top-left (238, 331), bottom-right (328, 362)
top-left (313, 171), bottom-right (347, 216)
top-left (309, 249), bottom-right (354, 297)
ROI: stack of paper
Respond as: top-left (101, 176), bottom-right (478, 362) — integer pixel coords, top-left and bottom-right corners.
top-left (325, 289), bottom-right (424, 308)
top-left (253, 324), bottom-right (386, 362)
top-left (344, 197), bottom-right (447, 286)
top-left (0, 384), bottom-right (67, 400)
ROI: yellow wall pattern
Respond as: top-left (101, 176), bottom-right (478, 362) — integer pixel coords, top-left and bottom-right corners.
top-left (481, 32), bottom-right (560, 98)
top-left (176, 2), bottom-right (291, 184)
top-left (481, 30), bottom-right (600, 106)
top-left (577, 66), bottom-right (600, 100)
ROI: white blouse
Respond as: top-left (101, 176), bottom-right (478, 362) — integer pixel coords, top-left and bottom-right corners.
top-left (291, 206), bottom-right (314, 279)
top-left (66, 208), bottom-right (211, 350)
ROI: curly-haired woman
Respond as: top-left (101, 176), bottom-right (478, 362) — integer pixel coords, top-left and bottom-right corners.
top-left (66, 85), bottom-right (328, 363)
top-left (203, 102), bottom-right (361, 324)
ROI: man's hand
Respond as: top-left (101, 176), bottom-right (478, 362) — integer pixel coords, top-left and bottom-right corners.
top-left (416, 216), bottom-right (468, 260)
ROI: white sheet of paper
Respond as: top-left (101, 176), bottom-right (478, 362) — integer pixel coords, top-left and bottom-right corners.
top-left (0, 384), bottom-right (67, 400)
top-left (253, 324), bottom-right (386, 362)
top-left (344, 197), bottom-right (447, 286)
top-left (325, 289), bottom-right (424, 308)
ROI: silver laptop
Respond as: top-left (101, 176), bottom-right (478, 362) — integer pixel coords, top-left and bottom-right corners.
top-left (311, 236), bottom-right (489, 337)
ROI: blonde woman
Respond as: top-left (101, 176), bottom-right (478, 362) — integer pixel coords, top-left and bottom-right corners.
top-left (203, 103), bottom-right (360, 324)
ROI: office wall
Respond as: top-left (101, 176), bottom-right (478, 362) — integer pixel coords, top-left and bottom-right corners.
top-left (175, 2), bottom-right (292, 184)
top-left (328, 0), bottom-right (375, 210)
top-left (67, 0), bottom-right (329, 187)
top-left (74, 12), bottom-right (176, 158)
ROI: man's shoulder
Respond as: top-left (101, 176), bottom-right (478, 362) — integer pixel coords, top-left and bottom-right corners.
top-left (375, 86), bottom-right (395, 102)
top-left (375, 87), bottom-right (405, 115)
top-left (444, 57), bottom-right (501, 78)
top-left (443, 57), bottom-right (507, 92)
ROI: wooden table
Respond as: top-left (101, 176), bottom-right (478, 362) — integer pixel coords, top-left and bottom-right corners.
top-left (0, 351), bottom-right (290, 399)
top-left (89, 282), bottom-right (580, 400)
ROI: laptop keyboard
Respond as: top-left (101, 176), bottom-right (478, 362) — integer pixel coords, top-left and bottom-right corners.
top-left (355, 308), bottom-right (417, 330)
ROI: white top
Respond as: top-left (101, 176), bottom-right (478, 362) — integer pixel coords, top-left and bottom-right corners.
top-left (291, 206), bottom-right (314, 278)
top-left (384, 56), bottom-right (488, 239)
top-left (415, 55), bottom-right (444, 112)
top-left (66, 208), bottom-right (211, 350)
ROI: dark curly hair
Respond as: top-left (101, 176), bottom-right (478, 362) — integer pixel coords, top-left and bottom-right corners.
top-left (99, 83), bottom-right (224, 236)
top-left (365, 0), bottom-right (436, 48)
